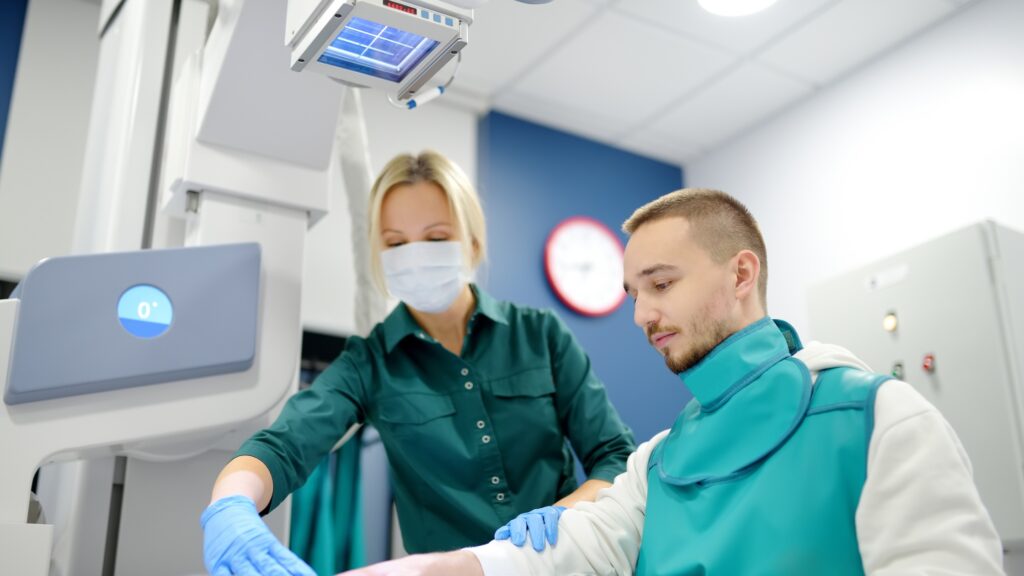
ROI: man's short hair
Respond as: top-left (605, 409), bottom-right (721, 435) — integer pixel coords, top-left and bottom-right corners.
top-left (622, 188), bottom-right (768, 307)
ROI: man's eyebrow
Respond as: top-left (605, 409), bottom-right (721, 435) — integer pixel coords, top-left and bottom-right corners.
top-left (624, 264), bottom-right (679, 293)
top-left (640, 264), bottom-right (679, 277)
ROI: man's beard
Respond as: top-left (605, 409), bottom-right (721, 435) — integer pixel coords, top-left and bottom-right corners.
top-left (653, 308), bottom-right (734, 375)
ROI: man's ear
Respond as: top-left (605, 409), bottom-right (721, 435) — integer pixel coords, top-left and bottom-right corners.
top-left (733, 250), bottom-right (760, 302)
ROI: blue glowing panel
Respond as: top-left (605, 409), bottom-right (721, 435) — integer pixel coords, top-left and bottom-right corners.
top-left (318, 17), bottom-right (439, 83)
top-left (118, 284), bottom-right (173, 338)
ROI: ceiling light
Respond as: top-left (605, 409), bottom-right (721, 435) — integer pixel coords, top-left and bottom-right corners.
top-left (698, 0), bottom-right (779, 17)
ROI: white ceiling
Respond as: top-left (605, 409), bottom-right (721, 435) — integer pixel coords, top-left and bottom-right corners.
top-left (445, 0), bottom-right (976, 166)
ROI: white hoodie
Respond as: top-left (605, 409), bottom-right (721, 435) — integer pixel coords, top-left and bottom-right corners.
top-left (470, 342), bottom-right (1006, 575)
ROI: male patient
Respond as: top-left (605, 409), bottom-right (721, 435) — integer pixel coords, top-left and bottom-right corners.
top-left (341, 189), bottom-right (1004, 575)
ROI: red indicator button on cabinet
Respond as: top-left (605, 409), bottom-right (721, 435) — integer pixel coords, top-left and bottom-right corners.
top-left (922, 354), bottom-right (936, 373)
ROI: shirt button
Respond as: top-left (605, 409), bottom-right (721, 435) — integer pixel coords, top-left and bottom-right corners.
top-left (476, 420), bottom-right (485, 429)
top-left (481, 435), bottom-right (491, 444)
top-left (460, 368), bottom-right (469, 376)
top-left (496, 493), bottom-right (505, 502)
top-left (491, 476), bottom-right (500, 485)
top-left (464, 381), bottom-right (474, 390)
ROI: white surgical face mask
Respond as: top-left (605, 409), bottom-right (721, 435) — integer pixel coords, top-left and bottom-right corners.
top-left (381, 241), bottom-right (468, 313)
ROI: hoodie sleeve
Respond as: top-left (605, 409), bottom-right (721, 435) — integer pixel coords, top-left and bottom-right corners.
top-left (793, 340), bottom-right (874, 374)
top-left (469, 431), bottom-right (668, 576)
top-left (796, 343), bottom-right (1003, 573)
top-left (857, 380), bottom-right (1005, 575)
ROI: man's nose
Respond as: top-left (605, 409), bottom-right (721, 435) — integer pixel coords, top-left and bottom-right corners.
top-left (633, 296), bottom-right (659, 329)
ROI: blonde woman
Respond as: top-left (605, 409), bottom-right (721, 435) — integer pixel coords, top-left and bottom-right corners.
top-left (200, 151), bottom-right (636, 575)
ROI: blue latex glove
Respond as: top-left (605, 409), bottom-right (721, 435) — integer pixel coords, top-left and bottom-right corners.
top-left (201, 495), bottom-right (317, 576)
top-left (494, 505), bottom-right (566, 552)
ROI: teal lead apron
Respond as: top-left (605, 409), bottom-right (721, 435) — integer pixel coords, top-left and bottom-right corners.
top-left (636, 318), bottom-right (890, 576)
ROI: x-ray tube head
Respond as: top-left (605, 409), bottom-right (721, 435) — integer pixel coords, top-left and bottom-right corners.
top-left (288, 0), bottom-right (471, 100)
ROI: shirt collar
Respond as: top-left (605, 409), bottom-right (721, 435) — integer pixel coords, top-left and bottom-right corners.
top-left (382, 284), bottom-right (509, 353)
top-left (470, 284), bottom-right (510, 327)
top-left (679, 317), bottom-right (803, 410)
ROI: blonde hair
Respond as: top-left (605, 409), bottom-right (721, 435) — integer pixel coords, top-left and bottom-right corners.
top-left (368, 151), bottom-right (487, 293)
top-left (623, 188), bottom-right (768, 307)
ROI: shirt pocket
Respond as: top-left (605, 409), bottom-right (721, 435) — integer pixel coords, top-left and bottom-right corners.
top-left (486, 370), bottom-right (564, 467)
top-left (378, 392), bottom-right (456, 426)
top-left (489, 374), bottom-right (556, 399)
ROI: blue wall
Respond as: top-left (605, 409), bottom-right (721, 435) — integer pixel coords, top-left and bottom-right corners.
top-left (477, 112), bottom-right (689, 446)
top-left (0, 0), bottom-right (28, 164)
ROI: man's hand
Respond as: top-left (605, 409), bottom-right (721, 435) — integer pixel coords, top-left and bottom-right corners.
top-left (337, 551), bottom-right (484, 576)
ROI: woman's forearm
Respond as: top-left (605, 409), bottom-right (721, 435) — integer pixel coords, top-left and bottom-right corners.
top-left (210, 455), bottom-right (274, 510)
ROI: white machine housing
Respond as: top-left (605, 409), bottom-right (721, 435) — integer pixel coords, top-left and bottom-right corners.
top-left (1, 0), bottom-right (343, 573)
top-left (807, 221), bottom-right (1024, 551)
top-left (286, 0), bottom-right (471, 100)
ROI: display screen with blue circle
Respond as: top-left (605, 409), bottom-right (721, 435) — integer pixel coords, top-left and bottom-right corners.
top-left (118, 285), bottom-right (173, 338)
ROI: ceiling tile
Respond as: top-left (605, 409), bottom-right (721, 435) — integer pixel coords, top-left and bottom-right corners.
top-left (652, 61), bottom-right (813, 150)
top-left (619, 129), bottom-right (703, 166)
top-left (615, 0), bottom-right (836, 55)
top-left (495, 89), bottom-right (698, 167)
top-left (456, 0), bottom-right (600, 96)
top-left (757, 0), bottom-right (956, 84)
top-left (492, 88), bottom-right (634, 145)
top-left (512, 11), bottom-right (734, 128)
top-left (454, 0), bottom-right (974, 166)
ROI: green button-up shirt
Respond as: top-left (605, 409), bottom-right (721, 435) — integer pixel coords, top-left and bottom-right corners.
top-left (237, 285), bottom-right (636, 553)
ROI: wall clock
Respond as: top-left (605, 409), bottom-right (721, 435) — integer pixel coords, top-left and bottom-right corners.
top-left (544, 216), bottom-right (626, 317)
